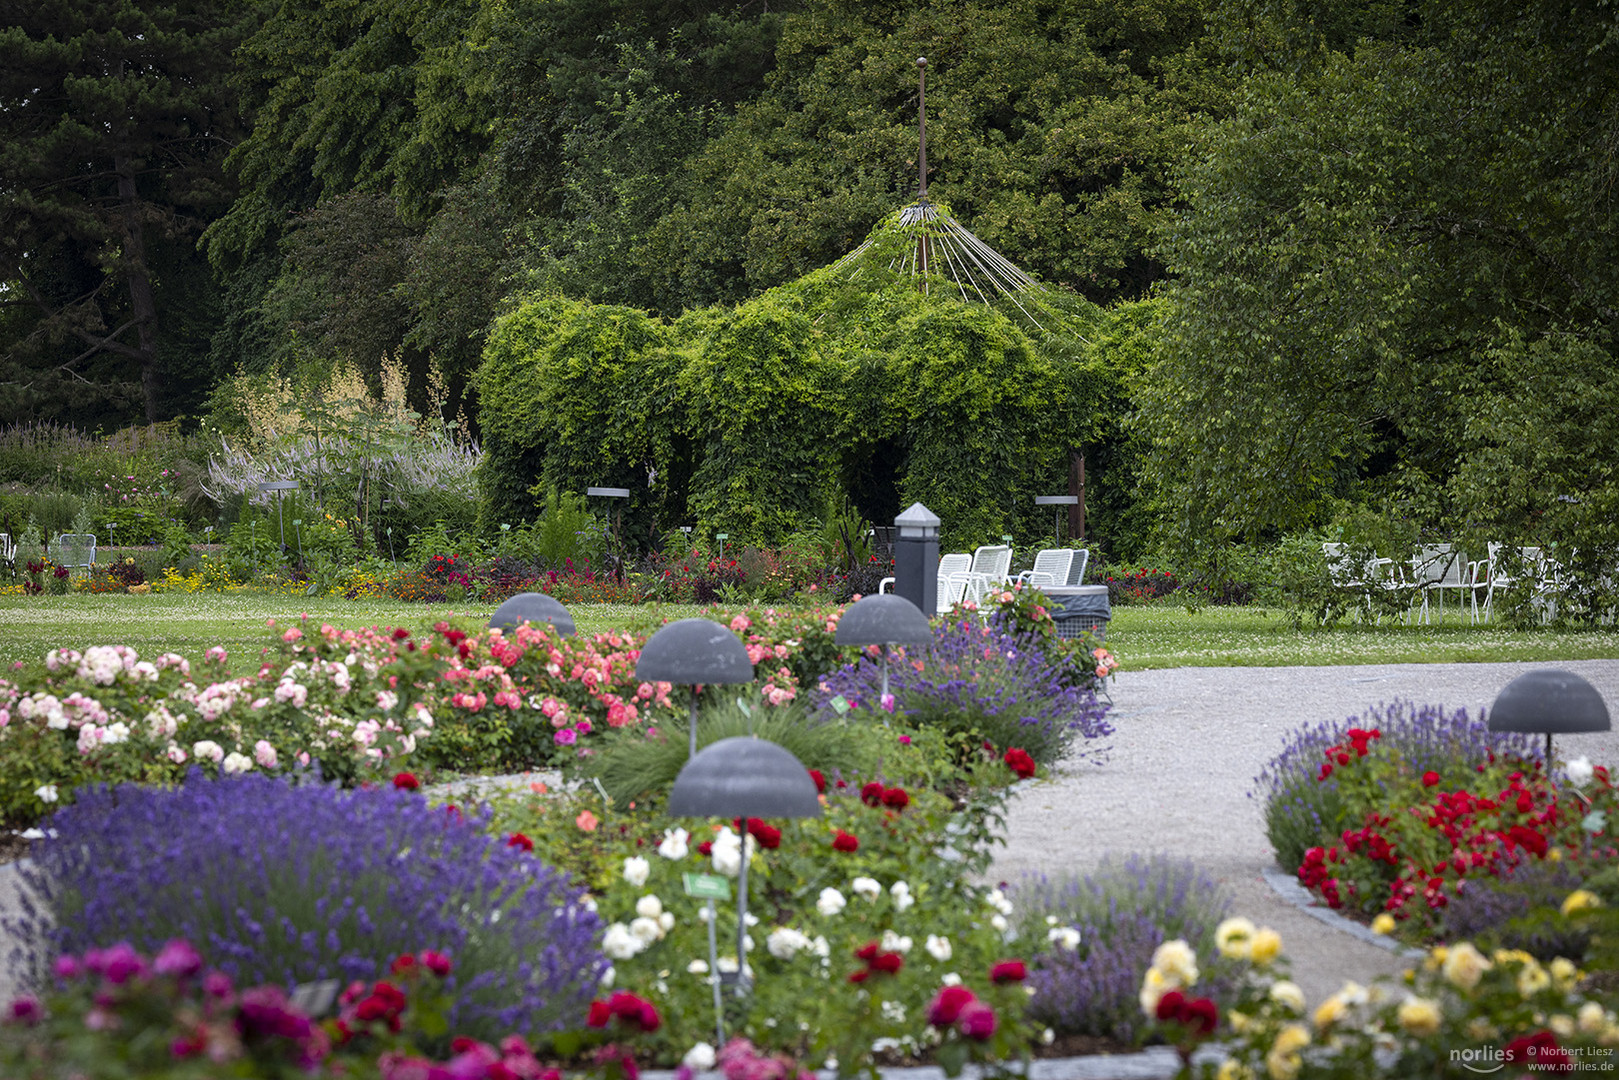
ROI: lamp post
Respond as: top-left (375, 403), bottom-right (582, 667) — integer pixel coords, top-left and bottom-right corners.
top-left (667, 736), bottom-right (822, 1046)
top-left (1035, 494), bottom-right (1080, 545)
top-left (634, 618), bottom-right (754, 759)
top-left (488, 592), bottom-right (576, 637)
top-left (1488, 669), bottom-right (1612, 770)
top-left (257, 479), bottom-right (300, 550)
top-left (835, 593), bottom-right (932, 705)
top-left (892, 503), bottom-right (940, 618)
top-left (586, 486), bottom-right (630, 560)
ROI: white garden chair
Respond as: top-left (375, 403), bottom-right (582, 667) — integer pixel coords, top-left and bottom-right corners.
top-left (1480, 544), bottom-right (1565, 624)
top-left (1323, 542), bottom-right (1414, 623)
top-left (877, 552), bottom-right (974, 615)
top-left (55, 533), bottom-right (96, 576)
top-left (1410, 545), bottom-right (1477, 624)
top-left (1017, 549), bottom-right (1074, 589)
top-left (0, 533), bottom-right (14, 578)
top-left (956, 544), bottom-right (1012, 606)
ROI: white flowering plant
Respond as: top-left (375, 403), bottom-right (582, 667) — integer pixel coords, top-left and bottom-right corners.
top-left (485, 757), bottom-right (1043, 1075)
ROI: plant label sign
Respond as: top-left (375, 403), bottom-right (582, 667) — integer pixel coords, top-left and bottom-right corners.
top-left (828, 695), bottom-right (851, 716)
top-left (683, 873), bottom-right (731, 900)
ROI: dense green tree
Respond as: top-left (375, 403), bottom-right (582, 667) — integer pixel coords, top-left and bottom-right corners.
top-left (1141, 0), bottom-right (1619, 587)
top-left (0, 0), bottom-right (253, 427)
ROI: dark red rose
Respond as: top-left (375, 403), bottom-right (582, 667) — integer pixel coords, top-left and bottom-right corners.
top-left (990, 960), bottom-right (1027, 984)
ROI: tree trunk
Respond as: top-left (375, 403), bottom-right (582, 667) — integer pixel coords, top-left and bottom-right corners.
top-left (115, 152), bottom-right (160, 423)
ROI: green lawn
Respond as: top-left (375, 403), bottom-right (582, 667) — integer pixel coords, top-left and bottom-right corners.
top-left (0, 592), bottom-right (1613, 671)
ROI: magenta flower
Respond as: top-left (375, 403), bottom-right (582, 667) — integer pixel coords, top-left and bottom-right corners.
top-left (153, 939), bottom-right (204, 978)
top-left (554, 729), bottom-right (577, 746)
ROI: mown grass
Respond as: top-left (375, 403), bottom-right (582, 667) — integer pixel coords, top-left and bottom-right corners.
top-left (0, 593), bottom-right (1613, 671)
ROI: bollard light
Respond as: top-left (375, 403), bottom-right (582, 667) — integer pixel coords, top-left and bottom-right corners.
top-left (634, 618), bottom-right (754, 759)
top-left (1489, 669), bottom-right (1612, 768)
top-left (892, 503), bottom-right (940, 618)
top-left (836, 593), bottom-right (932, 703)
top-left (488, 592), bottom-right (575, 637)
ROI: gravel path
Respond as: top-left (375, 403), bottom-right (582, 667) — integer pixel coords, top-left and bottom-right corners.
top-left (993, 658), bottom-right (1619, 1006)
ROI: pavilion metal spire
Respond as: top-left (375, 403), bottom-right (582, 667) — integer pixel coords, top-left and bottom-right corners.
top-left (825, 56), bottom-right (1063, 333)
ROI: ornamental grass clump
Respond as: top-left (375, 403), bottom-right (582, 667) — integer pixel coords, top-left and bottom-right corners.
top-left (10, 772), bottom-right (605, 1040)
top-left (1012, 855), bottom-right (1237, 1044)
top-left (1251, 700), bottom-right (1544, 873)
top-left (813, 616), bottom-right (1112, 768)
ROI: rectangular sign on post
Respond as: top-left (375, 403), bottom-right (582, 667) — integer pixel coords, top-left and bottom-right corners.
top-left (683, 873), bottom-right (731, 900)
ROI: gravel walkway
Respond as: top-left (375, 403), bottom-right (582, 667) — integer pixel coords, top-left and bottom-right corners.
top-left (994, 658), bottom-right (1619, 1006)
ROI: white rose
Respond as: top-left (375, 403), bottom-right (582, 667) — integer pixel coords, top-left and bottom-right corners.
top-left (941, 972), bottom-right (962, 986)
top-left (636, 895), bottom-right (664, 919)
top-left (683, 1043), bottom-right (717, 1071)
top-left (851, 876), bottom-right (881, 901)
top-left (602, 923), bottom-right (643, 960)
top-left (33, 784), bottom-right (58, 804)
top-left (1048, 926), bottom-right (1081, 951)
top-left (880, 929), bottom-right (912, 954)
top-left (767, 927), bottom-right (810, 960)
top-left (816, 887), bottom-right (846, 917)
top-left (102, 722), bottom-right (130, 744)
top-left (925, 935), bottom-right (953, 962)
top-left (1567, 756), bottom-right (1595, 788)
top-left (687, 959), bottom-right (709, 975)
top-left (658, 912), bottom-right (675, 932)
top-left (623, 856), bottom-right (650, 887)
top-left (629, 916), bottom-right (662, 943)
top-left (991, 914), bottom-right (1008, 932)
top-left (658, 827), bottom-right (690, 860)
top-left (1270, 980), bottom-right (1307, 1012)
top-left (1151, 939), bottom-right (1199, 988)
top-left (711, 828), bottom-right (744, 877)
top-left (192, 740), bottom-right (224, 763)
top-left (222, 752), bottom-right (253, 774)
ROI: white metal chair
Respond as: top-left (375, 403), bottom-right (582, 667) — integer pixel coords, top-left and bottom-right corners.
top-left (956, 544), bottom-right (1013, 606)
top-left (1479, 544), bottom-right (1564, 624)
top-left (935, 552), bottom-right (973, 613)
top-left (1411, 545), bottom-right (1476, 624)
top-left (0, 533), bottom-right (14, 578)
top-left (55, 533), bottom-right (96, 576)
top-left (1018, 549), bottom-right (1075, 588)
top-left (1323, 543), bottom-right (1413, 623)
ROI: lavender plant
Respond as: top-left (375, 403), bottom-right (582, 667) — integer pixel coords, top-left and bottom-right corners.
top-left (812, 616), bottom-right (1112, 767)
top-left (1443, 860), bottom-right (1591, 962)
top-left (9, 772), bottom-right (605, 1040)
top-left (1013, 856), bottom-right (1237, 1044)
top-left (1251, 700), bottom-right (1545, 873)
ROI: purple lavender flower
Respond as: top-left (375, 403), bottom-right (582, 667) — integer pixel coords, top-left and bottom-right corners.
top-left (9, 771), bottom-right (605, 1040)
top-left (1014, 855), bottom-right (1237, 1043)
top-left (814, 616), bottom-right (1112, 766)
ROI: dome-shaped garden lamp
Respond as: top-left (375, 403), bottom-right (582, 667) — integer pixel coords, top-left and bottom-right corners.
top-left (634, 618), bottom-right (754, 759)
top-left (836, 592), bottom-right (932, 705)
top-left (488, 592), bottom-right (576, 638)
top-left (1489, 669), bottom-right (1611, 769)
top-left (668, 736), bottom-right (821, 1044)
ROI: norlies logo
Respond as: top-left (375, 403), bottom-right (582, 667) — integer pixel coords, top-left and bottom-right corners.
top-left (1452, 1047), bottom-right (1506, 1074)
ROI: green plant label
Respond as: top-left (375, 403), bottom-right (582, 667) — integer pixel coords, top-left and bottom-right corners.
top-left (1583, 809), bottom-right (1607, 835)
top-left (829, 696), bottom-right (850, 715)
top-left (683, 873), bottom-right (731, 900)
top-left (715, 533), bottom-right (729, 540)
top-left (736, 699), bottom-right (752, 717)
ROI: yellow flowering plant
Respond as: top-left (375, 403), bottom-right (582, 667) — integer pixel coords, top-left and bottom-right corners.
top-left (1207, 921), bottom-right (1619, 1080)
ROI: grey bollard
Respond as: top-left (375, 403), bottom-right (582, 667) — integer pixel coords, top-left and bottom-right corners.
top-left (892, 502), bottom-right (940, 617)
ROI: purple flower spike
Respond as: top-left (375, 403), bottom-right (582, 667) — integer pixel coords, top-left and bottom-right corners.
top-left (153, 939), bottom-right (204, 978)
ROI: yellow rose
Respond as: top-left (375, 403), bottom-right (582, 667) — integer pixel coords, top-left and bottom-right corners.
top-left (1578, 1002), bottom-right (1608, 1034)
top-left (1249, 927), bottom-right (1283, 966)
top-left (1151, 939), bottom-right (1200, 987)
top-left (1217, 1061), bottom-right (1253, 1080)
top-left (1550, 957), bottom-right (1580, 992)
top-left (1549, 847), bottom-right (1563, 862)
top-left (1550, 1014), bottom-right (1576, 1039)
top-left (1494, 948), bottom-right (1534, 966)
top-left (1265, 1024), bottom-right (1311, 1080)
top-left (1442, 942), bottom-right (1492, 992)
top-left (1425, 944), bottom-right (1450, 972)
top-left (1312, 995), bottom-right (1347, 1029)
top-left (1562, 889), bottom-right (1603, 916)
top-left (1139, 966), bottom-right (1169, 1017)
top-left (1369, 913), bottom-right (1396, 936)
top-left (1270, 980), bottom-right (1307, 1013)
top-left (1397, 995), bottom-right (1442, 1036)
top-left (1228, 1009), bottom-right (1251, 1034)
top-left (1517, 962), bottom-right (1551, 999)
top-left (1216, 916), bottom-right (1257, 960)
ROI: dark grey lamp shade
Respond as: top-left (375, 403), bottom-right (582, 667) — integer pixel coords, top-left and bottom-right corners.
top-left (1489, 670), bottom-right (1612, 735)
top-left (666, 737), bottom-right (823, 818)
top-left (634, 618), bottom-right (754, 684)
top-left (835, 593), bottom-right (932, 647)
top-left (488, 592), bottom-right (575, 637)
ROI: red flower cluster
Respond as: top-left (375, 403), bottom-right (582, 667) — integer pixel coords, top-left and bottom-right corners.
top-left (989, 960), bottom-right (1027, 984)
top-left (861, 782), bottom-right (910, 810)
top-left (389, 950), bottom-right (452, 978)
top-left (392, 772), bottom-right (420, 791)
top-left (1154, 990), bottom-right (1218, 1035)
top-left (586, 991), bottom-right (661, 1033)
top-left (848, 941), bottom-right (904, 983)
top-left (385, 1035), bottom-right (560, 1080)
top-left (506, 832), bottom-right (535, 852)
top-left (809, 769), bottom-right (827, 793)
top-left (926, 985), bottom-right (997, 1041)
top-left (336, 979), bottom-right (407, 1039)
top-left (731, 817), bottom-right (781, 849)
top-left (1003, 747), bottom-right (1036, 780)
top-left (832, 829), bottom-right (860, 853)
top-left (1316, 726), bottom-right (1380, 781)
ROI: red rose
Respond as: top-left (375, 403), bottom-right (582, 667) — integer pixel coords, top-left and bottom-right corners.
top-left (392, 772), bottom-right (420, 791)
top-left (606, 992), bottom-right (660, 1033)
top-left (697, 841), bottom-right (713, 857)
top-left (1505, 1031), bottom-right (1567, 1068)
top-left (1155, 990), bottom-right (1187, 1022)
top-left (855, 942), bottom-right (880, 962)
top-left (744, 818), bottom-right (781, 850)
top-left (390, 954), bottom-right (417, 975)
top-left (587, 1000), bottom-right (612, 1028)
top-left (1422, 771), bottom-right (1440, 787)
top-left (419, 950), bottom-right (452, 977)
top-left (957, 1001), bottom-right (997, 1041)
top-left (506, 832), bottom-right (534, 852)
top-left (990, 960), bottom-right (1027, 984)
top-left (1003, 748), bottom-right (1036, 779)
top-left (927, 985), bottom-right (977, 1027)
top-left (392, 627), bottom-right (410, 641)
top-left (847, 969), bottom-right (870, 984)
top-left (870, 952), bottom-right (903, 974)
top-left (861, 781), bottom-right (885, 807)
top-left (832, 830), bottom-right (859, 853)
top-left (451, 1036), bottom-right (479, 1054)
top-left (881, 787), bottom-right (910, 810)
top-left (809, 769), bottom-right (827, 793)
top-left (1181, 997), bottom-right (1218, 1036)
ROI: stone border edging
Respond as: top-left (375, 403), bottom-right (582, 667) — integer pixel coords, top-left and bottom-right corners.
top-left (1260, 865), bottom-right (1426, 962)
top-left (643, 1045), bottom-right (1227, 1080)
